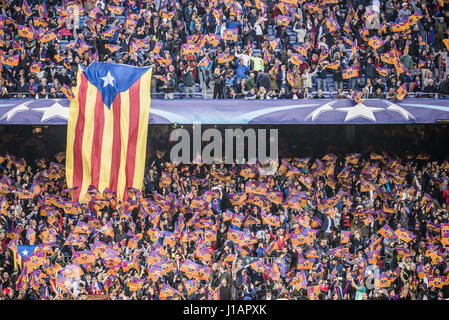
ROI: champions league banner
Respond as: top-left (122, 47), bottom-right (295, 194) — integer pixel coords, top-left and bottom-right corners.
top-left (0, 98), bottom-right (449, 125)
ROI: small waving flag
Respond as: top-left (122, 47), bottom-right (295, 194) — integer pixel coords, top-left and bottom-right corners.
top-left (390, 19), bottom-right (410, 32)
top-left (368, 36), bottom-right (385, 51)
top-left (270, 38), bottom-right (281, 51)
top-left (3, 55), bottom-right (19, 67)
top-left (23, 251), bottom-right (46, 272)
top-left (207, 33), bottom-right (222, 47)
top-left (18, 25), bottom-right (35, 40)
top-left (342, 65), bottom-right (359, 79)
top-left (22, 0), bottom-right (33, 17)
top-left (376, 65), bottom-right (391, 77)
top-left (441, 223), bottom-right (449, 245)
top-left (39, 32), bottom-right (57, 43)
top-left (407, 12), bottom-right (423, 25)
top-left (443, 39), bottom-right (449, 51)
top-left (30, 62), bottom-right (43, 73)
top-left (378, 224), bottom-right (398, 240)
top-left (290, 53), bottom-right (304, 65)
top-left (72, 250), bottom-right (96, 265)
top-left (276, 15), bottom-right (292, 26)
top-left (198, 56), bottom-right (210, 69)
top-left (223, 28), bottom-right (238, 41)
top-left (326, 17), bottom-right (340, 32)
top-left (396, 83), bottom-right (407, 101)
top-left (323, 60), bottom-right (340, 70)
top-left (109, 6), bottom-right (125, 15)
top-left (105, 44), bottom-right (121, 54)
top-left (287, 69), bottom-right (295, 87)
top-left (60, 84), bottom-right (75, 101)
top-left (394, 227), bottom-right (416, 243)
top-left (340, 230), bottom-right (351, 244)
top-left (33, 17), bottom-right (48, 28)
top-left (217, 53), bottom-right (234, 63)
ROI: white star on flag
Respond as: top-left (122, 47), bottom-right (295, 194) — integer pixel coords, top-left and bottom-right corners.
top-left (101, 71), bottom-right (115, 87)
top-left (0, 100), bottom-right (33, 122)
top-left (22, 250), bottom-right (29, 255)
top-left (34, 101), bottom-right (69, 122)
top-left (336, 103), bottom-right (384, 122)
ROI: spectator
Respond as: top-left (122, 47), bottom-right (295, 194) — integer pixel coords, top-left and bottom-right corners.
top-left (372, 87), bottom-right (386, 99)
top-left (434, 17), bottom-right (448, 51)
top-left (439, 74), bottom-right (449, 99)
top-left (182, 65), bottom-right (195, 98)
top-left (163, 73), bottom-right (176, 99)
top-left (278, 87), bottom-right (289, 99)
top-left (301, 67), bottom-right (318, 92)
top-left (335, 88), bottom-right (347, 99)
top-left (423, 79), bottom-right (437, 98)
top-left (293, 22), bottom-right (306, 44)
top-left (245, 88), bottom-right (257, 99)
top-left (249, 51), bottom-right (264, 73)
top-left (386, 87), bottom-right (397, 99)
top-left (213, 68), bottom-right (225, 99)
top-left (316, 62), bottom-right (328, 93)
top-left (313, 89), bottom-right (325, 99)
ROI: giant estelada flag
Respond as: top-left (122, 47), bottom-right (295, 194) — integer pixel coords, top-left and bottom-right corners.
top-left (66, 62), bottom-right (152, 202)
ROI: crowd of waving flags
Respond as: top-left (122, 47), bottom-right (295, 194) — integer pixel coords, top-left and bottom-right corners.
top-left (2, 147), bottom-right (449, 298)
top-left (1, 0), bottom-right (448, 101)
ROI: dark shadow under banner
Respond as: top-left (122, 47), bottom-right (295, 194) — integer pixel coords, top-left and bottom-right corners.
top-left (0, 98), bottom-right (448, 125)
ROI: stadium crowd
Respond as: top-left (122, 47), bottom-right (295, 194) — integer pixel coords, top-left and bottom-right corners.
top-left (0, 0), bottom-right (449, 99)
top-left (0, 148), bottom-right (449, 300)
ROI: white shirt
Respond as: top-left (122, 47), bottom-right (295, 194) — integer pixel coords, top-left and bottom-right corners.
top-left (235, 53), bottom-right (251, 66)
top-left (254, 23), bottom-right (263, 36)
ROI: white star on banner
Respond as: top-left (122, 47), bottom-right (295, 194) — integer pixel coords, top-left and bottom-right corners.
top-left (0, 100), bottom-right (33, 122)
top-left (101, 71), bottom-right (115, 87)
top-left (384, 101), bottom-right (415, 120)
top-left (34, 101), bottom-right (69, 122)
top-left (304, 101), bottom-right (337, 121)
top-left (22, 250), bottom-right (29, 255)
top-left (336, 103), bottom-right (384, 122)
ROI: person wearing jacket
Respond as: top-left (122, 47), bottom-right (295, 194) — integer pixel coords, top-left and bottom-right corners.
top-left (198, 53), bottom-right (213, 91)
top-left (434, 17), bottom-right (447, 51)
top-left (219, 277), bottom-right (234, 300)
top-left (234, 59), bottom-right (250, 87)
top-left (439, 74), bottom-right (449, 98)
top-left (163, 73), bottom-right (176, 99)
top-left (213, 67), bottom-right (225, 99)
top-left (276, 64), bottom-right (290, 93)
top-left (363, 57), bottom-right (376, 80)
top-left (182, 64), bottom-right (195, 98)
top-left (315, 61), bottom-right (328, 93)
top-left (301, 66), bottom-right (318, 91)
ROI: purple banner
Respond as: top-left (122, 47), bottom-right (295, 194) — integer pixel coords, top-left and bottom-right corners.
top-left (0, 98), bottom-right (448, 125)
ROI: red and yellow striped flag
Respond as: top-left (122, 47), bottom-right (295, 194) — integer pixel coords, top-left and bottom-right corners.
top-left (66, 62), bottom-right (152, 202)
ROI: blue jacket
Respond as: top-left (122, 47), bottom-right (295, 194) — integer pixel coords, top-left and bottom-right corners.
top-left (235, 60), bottom-right (249, 79)
top-left (226, 20), bottom-right (240, 29)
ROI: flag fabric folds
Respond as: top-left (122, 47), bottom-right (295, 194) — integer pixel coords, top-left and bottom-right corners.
top-left (222, 28), bottom-right (238, 41)
top-left (66, 62), bottom-right (153, 202)
top-left (397, 83), bottom-right (407, 101)
top-left (342, 65), bottom-right (359, 79)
